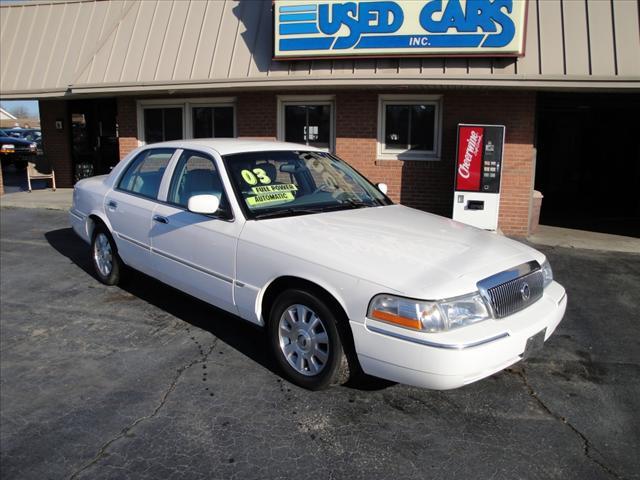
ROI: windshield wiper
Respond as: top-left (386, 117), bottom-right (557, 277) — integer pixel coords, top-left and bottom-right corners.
top-left (317, 198), bottom-right (375, 212)
top-left (252, 199), bottom-right (378, 219)
top-left (343, 198), bottom-right (374, 208)
top-left (252, 207), bottom-right (323, 220)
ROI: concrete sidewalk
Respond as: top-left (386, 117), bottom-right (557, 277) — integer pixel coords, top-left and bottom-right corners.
top-left (0, 188), bottom-right (72, 211)
top-left (528, 224), bottom-right (640, 254)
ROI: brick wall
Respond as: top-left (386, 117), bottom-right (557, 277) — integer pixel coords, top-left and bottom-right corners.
top-left (117, 97), bottom-right (138, 160)
top-left (115, 89), bottom-right (536, 235)
top-left (237, 92), bottom-right (277, 139)
top-left (39, 100), bottom-right (73, 188)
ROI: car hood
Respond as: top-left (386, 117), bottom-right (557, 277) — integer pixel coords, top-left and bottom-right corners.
top-left (242, 204), bottom-right (545, 298)
top-left (0, 135), bottom-right (33, 146)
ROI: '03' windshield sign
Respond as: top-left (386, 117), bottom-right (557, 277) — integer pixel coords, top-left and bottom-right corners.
top-left (273, 0), bottom-right (527, 58)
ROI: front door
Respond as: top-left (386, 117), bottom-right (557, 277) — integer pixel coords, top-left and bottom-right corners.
top-left (149, 149), bottom-right (240, 313)
top-left (70, 99), bottom-right (119, 181)
top-left (104, 148), bottom-right (175, 273)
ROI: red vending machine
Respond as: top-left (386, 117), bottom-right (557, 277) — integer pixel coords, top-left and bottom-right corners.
top-left (452, 124), bottom-right (505, 231)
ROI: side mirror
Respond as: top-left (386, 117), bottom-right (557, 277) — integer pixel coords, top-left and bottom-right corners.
top-left (187, 194), bottom-right (220, 215)
top-left (377, 183), bottom-right (388, 195)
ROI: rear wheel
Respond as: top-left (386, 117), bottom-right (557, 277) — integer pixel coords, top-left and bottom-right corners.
top-left (268, 289), bottom-right (350, 390)
top-left (91, 226), bottom-right (122, 285)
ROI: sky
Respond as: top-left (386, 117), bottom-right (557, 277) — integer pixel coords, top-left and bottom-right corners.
top-left (0, 100), bottom-right (40, 118)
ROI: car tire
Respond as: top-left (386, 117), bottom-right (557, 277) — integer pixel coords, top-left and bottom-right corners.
top-left (268, 289), bottom-right (350, 390)
top-left (91, 226), bottom-right (123, 286)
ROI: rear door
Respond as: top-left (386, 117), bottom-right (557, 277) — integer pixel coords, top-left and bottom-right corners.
top-left (104, 148), bottom-right (175, 273)
top-left (149, 149), bottom-right (242, 313)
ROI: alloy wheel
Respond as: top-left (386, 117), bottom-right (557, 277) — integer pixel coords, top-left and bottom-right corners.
top-left (278, 304), bottom-right (330, 376)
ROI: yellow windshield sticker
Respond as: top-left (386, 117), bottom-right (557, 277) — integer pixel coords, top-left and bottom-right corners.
top-left (241, 168), bottom-right (272, 186)
top-left (251, 184), bottom-right (298, 194)
top-left (241, 169), bottom-right (258, 185)
top-left (246, 192), bottom-right (295, 206)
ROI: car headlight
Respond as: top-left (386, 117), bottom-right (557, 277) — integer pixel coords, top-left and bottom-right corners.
top-left (29, 142), bottom-right (37, 151)
top-left (367, 292), bottom-right (490, 333)
top-left (1, 144), bottom-right (15, 152)
top-left (541, 259), bottom-right (553, 288)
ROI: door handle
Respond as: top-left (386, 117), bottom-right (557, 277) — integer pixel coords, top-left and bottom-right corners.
top-left (107, 200), bottom-right (118, 209)
top-left (153, 215), bottom-right (169, 224)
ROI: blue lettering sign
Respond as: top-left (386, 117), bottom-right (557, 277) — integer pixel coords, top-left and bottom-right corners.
top-left (318, 2), bottom-right (403, 49)
top-left (419, 0), bottom-right (515, 47)
top-left (276, 0), bottom-right (522, 55)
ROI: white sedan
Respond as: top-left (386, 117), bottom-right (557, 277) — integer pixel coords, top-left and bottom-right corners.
top-left (70, 139), bottom-right (567, 390)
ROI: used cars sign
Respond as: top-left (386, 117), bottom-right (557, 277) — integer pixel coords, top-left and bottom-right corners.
top-left (273, 0), bottom-right (527, 59)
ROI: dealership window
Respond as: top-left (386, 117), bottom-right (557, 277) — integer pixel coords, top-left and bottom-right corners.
top-left (143, 108), bottom-right (183, 144)
top-left (138, 98), bottom-right (236, 145)
top-left (192, 106), bottom-right (234, 138)
top-left (278, 96), bottom-right (335, 151)
top-left (377, 95), bottom-right (442, 160)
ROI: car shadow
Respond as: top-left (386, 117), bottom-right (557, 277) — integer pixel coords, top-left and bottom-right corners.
top-left (44, 227), bottom-right (393, 391)
top-left (44, 227), bottom-right (277, 376)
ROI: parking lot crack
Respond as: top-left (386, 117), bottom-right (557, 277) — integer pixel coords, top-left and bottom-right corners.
top-left (511, 367), bottom-right (622, 479)
top-left (67, 338), bottom-right (219, 480)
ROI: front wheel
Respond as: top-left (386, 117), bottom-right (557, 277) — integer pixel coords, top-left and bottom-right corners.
top-left (268, 289), bottom-right (350, 390)
top-left (91, 226), bottom-right (123, 285)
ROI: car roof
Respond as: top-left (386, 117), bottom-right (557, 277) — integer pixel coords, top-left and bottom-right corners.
top-left (143, 138), bottom-right (325, 156)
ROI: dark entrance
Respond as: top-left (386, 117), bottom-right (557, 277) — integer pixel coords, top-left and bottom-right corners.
top-left (70, 99), bottom-right (119, 180)
top-left (535, 93), bottom-right (640, 238)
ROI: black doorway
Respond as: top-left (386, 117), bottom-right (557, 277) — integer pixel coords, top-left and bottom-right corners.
top-left (535, 93), bottom-right (640, 238)
top-left (69, 99), bottom-right (119, 180)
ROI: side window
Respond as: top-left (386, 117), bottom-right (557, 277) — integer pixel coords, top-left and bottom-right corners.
top-left (167, 150), bottom-right (230, 216)
top-left (118, 148), bottom-right (174, 200)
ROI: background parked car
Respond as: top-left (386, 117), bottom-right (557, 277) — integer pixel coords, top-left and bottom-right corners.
top-left (0, 128), bottom-right (38, 170)
top-left (5, 128), bottom-right (42, 155)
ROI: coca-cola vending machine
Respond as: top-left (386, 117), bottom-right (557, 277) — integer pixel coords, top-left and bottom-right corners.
top-left (453, 124), bottom-right (505, 231)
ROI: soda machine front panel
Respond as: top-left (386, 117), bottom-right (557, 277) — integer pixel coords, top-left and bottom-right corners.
top-left (455, 126), bottom-right (484, 192)
top-left (453, 124), bottom-right (506, 231)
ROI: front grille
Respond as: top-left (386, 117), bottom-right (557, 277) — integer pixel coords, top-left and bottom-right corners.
top-left (487, 269), bottom-right (544, 318)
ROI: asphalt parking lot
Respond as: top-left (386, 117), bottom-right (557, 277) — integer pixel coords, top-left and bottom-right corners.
top-left (1, 207), bottom-right (639, 480)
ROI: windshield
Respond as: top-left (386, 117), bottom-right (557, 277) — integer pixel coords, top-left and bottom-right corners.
top-left (223, 150), bottom-right (392, 219)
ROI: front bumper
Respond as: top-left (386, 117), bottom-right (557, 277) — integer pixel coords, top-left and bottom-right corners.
top-left (351, 281), bottom-right (567, 390)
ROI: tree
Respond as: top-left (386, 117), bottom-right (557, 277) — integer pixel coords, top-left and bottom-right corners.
top-left (7, 105), bottom-right (30, 118)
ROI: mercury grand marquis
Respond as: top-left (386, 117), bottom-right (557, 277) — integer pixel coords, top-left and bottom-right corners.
top-left (70, 139), bottom-right (567, 390)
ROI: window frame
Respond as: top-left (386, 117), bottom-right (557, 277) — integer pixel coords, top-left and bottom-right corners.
top-left (376, 94), bottom-right (443, 161)
top-left (277, 95), bottom-right (336, 153)
top-left (165, 149), bottom-right (233, 220)
top-left (137, 97), bottom-right (237, 146)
